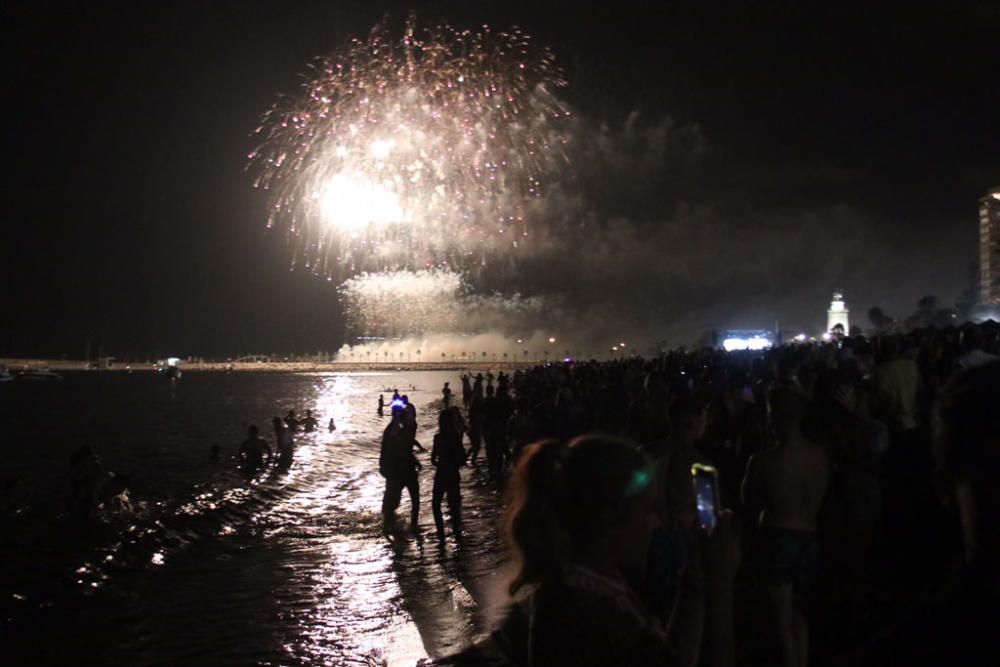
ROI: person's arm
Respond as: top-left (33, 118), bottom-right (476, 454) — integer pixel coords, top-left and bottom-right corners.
top-left (665, 559), bottom-right (705, 667)
top-left (740, 454), bottom-right (763, 519)
top-left (702, 510), bottom-right (739, 667)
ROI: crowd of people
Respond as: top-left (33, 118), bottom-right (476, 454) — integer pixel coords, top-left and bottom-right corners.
top-left (59, 321), bottom-right (998, 665)
top-left (377, 322), bottom-right (998, 666)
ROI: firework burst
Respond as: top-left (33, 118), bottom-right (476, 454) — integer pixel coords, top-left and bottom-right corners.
top-left (249, 17), bottom-right (571, 281)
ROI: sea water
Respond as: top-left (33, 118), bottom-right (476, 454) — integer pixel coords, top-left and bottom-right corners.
top-left (1, 371), bottom-right (509, 666)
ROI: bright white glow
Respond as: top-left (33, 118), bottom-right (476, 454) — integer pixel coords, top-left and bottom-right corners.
top-left (318, 174), bottom-right (404, 234)
top-left (794, 334), bottom-right (807, 342)
top-left (548, 337), bottom-right (556, 343)
top-left (166, 357), bottom-right (181, 366)
top-left (821, 332), bottom-right (833, 341)
top-left (369, 139), bottom-right (396, 160)
top-left (723, 337), bottom-right (772, 351)
top-left (992, 192), bottom-right (1000, 201)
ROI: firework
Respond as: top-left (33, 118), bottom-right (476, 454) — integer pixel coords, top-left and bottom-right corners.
top-left (250, 17), bottom-right (571, 281)
top-left (339, 268), bottom-right (545, 338)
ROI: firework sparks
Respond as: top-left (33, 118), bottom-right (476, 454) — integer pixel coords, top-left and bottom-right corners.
top-left (249, 17), bottom-right (571, 281)
top-left (339, 268), bottom-right (546, 338)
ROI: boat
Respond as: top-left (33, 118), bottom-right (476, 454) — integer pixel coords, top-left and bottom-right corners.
top-left (18, 369), bottom-right (63, 381)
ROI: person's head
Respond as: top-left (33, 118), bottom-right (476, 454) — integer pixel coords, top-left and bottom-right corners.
top-left (438, 409), bottom-right (453, 432)
top-left (669, 395), bottom-right (707, 442)
top-left (286, 410), bottom-right (295, 418)
top-left (444, 382), bottom-right (449, 388)
top-left (248, 425), bottom-right (259, 438)
top-left (960, 326), bottom-right (984, 354)
top-left (272, 417), bottom-right (283, 431)
top-left (401, 395), bottom-right (409, 405)
top-left (933, 362), bottom-right (1000, 578)
top-left (767, 385), bottom-right (807, 437)
top-left (305, 409), bottom-right (312, 417)
top-left (505, 435), bottom-right (658, 594)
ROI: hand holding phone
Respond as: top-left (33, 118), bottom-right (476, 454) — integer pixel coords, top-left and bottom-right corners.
top-left (691, 463), bottom-right (720, 535)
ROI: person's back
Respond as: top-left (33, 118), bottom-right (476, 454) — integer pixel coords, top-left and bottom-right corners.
top-left (240, 425), bottom-right (272, 472)
top-left (752, 438), bottom-right (829, 531)
top-left (272, 417), bottom-right (294, 465)
top-left (874, 356), bottom-right (920, 432)
top-left (742, 385), bottom-right (830, 667)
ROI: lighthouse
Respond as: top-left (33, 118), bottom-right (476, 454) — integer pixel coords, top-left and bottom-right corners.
top-left (827, 291), bottom-right (850, 333)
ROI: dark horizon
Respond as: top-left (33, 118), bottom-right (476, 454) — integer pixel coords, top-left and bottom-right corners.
top-left (5, 1), bottom-right (999, 359)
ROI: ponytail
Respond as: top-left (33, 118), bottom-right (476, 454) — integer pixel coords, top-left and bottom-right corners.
top-left (505, 439), bottom-right (569, 595)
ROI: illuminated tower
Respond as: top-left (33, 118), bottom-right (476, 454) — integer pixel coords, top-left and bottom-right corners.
top-left (827, 291), bottom-right (849, 333)
top-left (979, 186), bottom-right (1000, 305)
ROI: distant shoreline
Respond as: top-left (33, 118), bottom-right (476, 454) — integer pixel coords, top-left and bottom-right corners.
top-left (0, 358), bottom-right (539, 373)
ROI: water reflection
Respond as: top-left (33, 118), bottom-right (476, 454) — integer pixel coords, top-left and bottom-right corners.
top-left (6, 370), bottom-right (509, 665)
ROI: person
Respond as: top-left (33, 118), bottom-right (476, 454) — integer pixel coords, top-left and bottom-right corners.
top-left (483, 384), bottom-right (513, 480)
top-left (380, 405), bottom-right (422, 534)
top-left (400, 395), bottom-right (425, 451)
top-left (377, 394), bottom-right (385, 417)
top-left (68, 446), bottom-right (107, 520)
top-left (741, 386), bottom-right (830, 667)
top-left (467, 391), bottom-right (484, 463)
top-left (272, 417), bottom-right (294, 467)
top-left (302, 409), bottom-right (318, 433)
top-left (851, 361), bottom-right (999, 665)
top-left (239, 425), bottom-right (273, 473)
top-left (461, 373), bottom-right (472, 409)
top-left (328, 417), bottom-right (336, 433)
top-left (431, 409), bottom-right (467, 541)
top-left (642, 395), bottom-right (710, 621)
top-left (442, 381), bottom-right (453, 408)
top-left (438, 435), bottom-right (739, 666)
top-left (284, 410), bottom-right (300, 433)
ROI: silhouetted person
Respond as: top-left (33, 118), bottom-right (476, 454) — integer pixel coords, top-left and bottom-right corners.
top-left (431, 409), bottom-right (467, 541)
top-left (377, 394), bottom-right (385, 417)
top-left (239, 425), bottom-right (272, 474)
top-left (483, 384), bottom-right (513, 480)
top-left (461, 373), bottom-right (472, 408)
top-left (854, 361), bottom-right (1000, 665)
top-left (467, 392), bottom-right (484, 463)
top-left (380, 406), bottom-right (421, 534)
top-left (284, 410), bottom-right (300, 433)
top-left (328, 417), bottom-right (336, 432)
top-left (442, 381), bottom-right (453, 408)
top-left (272, 417), bottom-right (294, 467)
top-left (302, 409), bottom-right (318, 433)
top-left (401, 395), bottom-right (424, 451)
top-left (742, 386), bottom-right (830, 667)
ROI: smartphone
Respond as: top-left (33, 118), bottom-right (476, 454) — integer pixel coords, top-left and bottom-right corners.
top-left (691, 463), bottom-right (720, 535)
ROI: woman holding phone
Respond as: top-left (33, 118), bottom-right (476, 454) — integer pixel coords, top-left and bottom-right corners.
top-left (438, 435), bottom-right (739, 667)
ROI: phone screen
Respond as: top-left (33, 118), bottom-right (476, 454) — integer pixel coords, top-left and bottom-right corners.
top-left (692, 464), bottom-right (719, 535)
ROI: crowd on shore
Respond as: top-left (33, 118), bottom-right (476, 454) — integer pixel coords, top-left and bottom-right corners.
top-left (48, 320), bottom-right (1000, 665)
top-left (393, 321), bottom-right (998, 667)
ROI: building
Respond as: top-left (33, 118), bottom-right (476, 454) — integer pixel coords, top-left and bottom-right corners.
top-left (979, 186), bottom-right (1000, 306)
top-left (827, 291), bottom-right (849, 333)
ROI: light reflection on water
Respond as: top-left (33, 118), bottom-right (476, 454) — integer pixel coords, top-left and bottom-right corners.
top-left (3, 370), bottom-right (507, 665)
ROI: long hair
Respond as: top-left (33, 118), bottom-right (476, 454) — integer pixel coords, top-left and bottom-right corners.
top-left (504, 434), bottom-right (647, 595)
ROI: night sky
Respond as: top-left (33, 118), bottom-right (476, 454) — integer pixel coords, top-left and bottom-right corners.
top-left (5, 1), bottom-right (998, 359)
